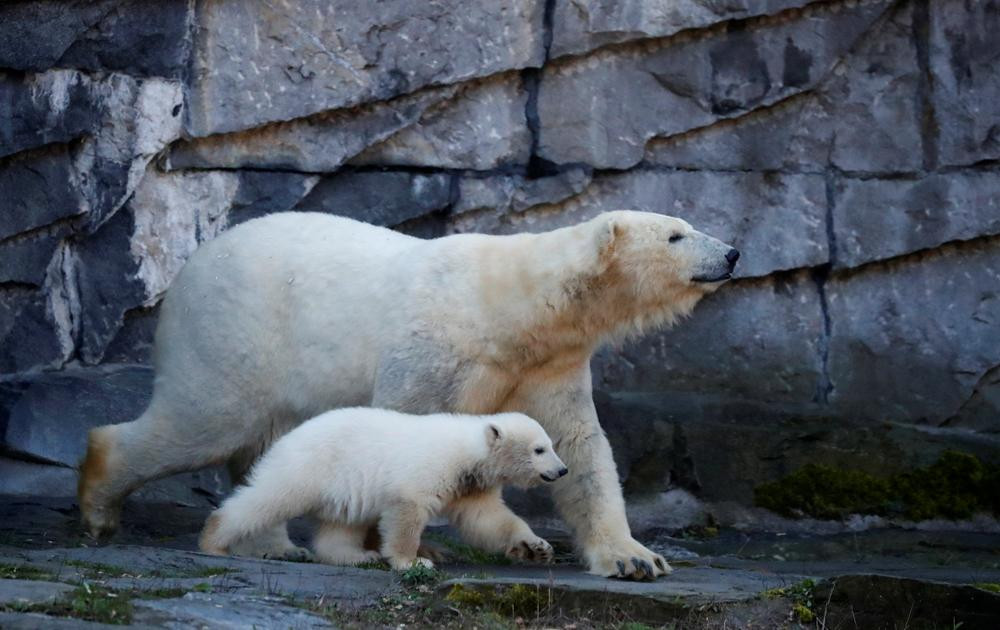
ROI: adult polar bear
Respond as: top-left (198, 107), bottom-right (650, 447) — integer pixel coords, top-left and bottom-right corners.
top-left (79, 209), bottom-right (739, 580)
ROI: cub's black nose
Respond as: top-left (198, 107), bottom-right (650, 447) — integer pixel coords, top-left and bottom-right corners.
top-left (558, 467), bottom-right (568, 478)
top-left (726, 248), bottom-right (740, 265)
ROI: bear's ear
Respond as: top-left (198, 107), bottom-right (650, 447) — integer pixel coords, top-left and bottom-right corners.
top-left (595, 214), bottom-right (624, 264)
top-left (485, 422), bottom-right (503, 447)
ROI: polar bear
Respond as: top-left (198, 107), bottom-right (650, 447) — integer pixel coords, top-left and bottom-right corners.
top-left (79, 209), bottom-right (738, 580)
top-left (199, 408), bottom-right (565, 570)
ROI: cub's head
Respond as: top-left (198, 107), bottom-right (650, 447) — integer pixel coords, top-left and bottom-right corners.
top-left (484, 413), bottom-right (567, 489)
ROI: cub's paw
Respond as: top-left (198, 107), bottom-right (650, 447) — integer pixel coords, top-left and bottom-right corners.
top-left (506, 536), bottom-right (554, 565)
top-left (390, 556), bottom-right (434, 571)
top-left (586, 538), bottom-right (671, 581)
top-left (264, 545), bottom-right (315, 563)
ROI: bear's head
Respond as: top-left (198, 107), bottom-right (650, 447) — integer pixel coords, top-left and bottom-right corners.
top-left (484, 412), bottom-right (567, 488)
top-left (576, 210), bottom-right (739, 333)
top-left (593, 209), bottom-right (739, 290)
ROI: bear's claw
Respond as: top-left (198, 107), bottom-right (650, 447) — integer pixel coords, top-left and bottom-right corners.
top-left (506, 536), bottom-right (554, 564)
top-left (587, 537), bottom-right (672, 581)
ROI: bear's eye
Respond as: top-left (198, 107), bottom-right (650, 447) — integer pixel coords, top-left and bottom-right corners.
top-left (669, 234), bottom-right (684, 243)
top-left (534, 447), bottom-right (545, 455)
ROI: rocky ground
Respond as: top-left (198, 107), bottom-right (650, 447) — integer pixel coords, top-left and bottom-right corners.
top-left (2, 496), bottom-right (1000, 628)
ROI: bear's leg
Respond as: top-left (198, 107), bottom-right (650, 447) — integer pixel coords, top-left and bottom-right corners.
top-left (444, 489), bottom-right (553, 564)
top-left (224, 449), bottom-right (314, 562)
top-left (313, 521), bottom-right (380, 566)
top-left (506, 372), bottom-right (670, 581)
top-left (79, 402), bottom-right (240, 540)
top-left (378, 501), bottom-right (432, 571)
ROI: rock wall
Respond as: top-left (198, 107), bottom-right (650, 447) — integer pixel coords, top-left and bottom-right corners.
top-left (1, 0), bottom-right (998, 514)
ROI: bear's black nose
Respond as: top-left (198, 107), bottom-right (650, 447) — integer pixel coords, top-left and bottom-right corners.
top-left (558, 467), bottom-right (568, 478)
top-left (726, 248), bottom-right (740, 266)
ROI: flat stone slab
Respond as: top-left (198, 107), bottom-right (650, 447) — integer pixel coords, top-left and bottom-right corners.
top-left (4, 544), bottom-right (397, 604)
top-left (0, 611), bottom-right (148, 629)
top-left (132, 592), bottom-right (333, 629)
top-left (0, 578), bottom-right (75, 605)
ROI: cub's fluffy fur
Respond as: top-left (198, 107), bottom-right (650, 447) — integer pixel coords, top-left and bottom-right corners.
top-left (199, 408), bottom-right (566, 569)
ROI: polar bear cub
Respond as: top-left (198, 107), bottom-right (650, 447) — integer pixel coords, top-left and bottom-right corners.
top-left (199, 408), bottom-right (567, 570)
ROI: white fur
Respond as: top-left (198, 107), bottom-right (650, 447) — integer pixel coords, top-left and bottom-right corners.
top-left (80, 210), bottom-right (735, 579)
top-left (199, 408), bottom-right (563, 569)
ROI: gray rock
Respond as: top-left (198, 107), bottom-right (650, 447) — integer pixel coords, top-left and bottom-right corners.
top-left (945, 365), bottom-right (1000, 434)
top-left (0, 231), bottom-right (68, 286)
top-left (594, 270), bottom-right (825, 405)
top-left (73, 209), bottom-right (147, 365)
top-left (550, 0), bottom-right (818, 59)
top-left (352, 72), bottom-right (531, 170)
top-left (833, 172), bottom-right (1000, 269)
top-left (452, 168), bottom-right (592, 218)
top-left (185, 0), bottom-right (546, 136)
top-left (930, 0), bottom-right (1000, 167)
top-left (0, 458), bottom-right (78, 497)
top-left (451, 171), bottom-right (828, 279)
top-left (827, 238), bottom-right (1000, 423)
top-left (100, 306), bottom-right (159, 365)
top-left (0, 612), bottom-right (131, 629)
top-left (0, 286), bottom-right (71, 376)
top-left (293, 171), bottom-right (452, 227)
top-left (167, 85), bottom-right (457, 172)
top-left (589, 390), bottom-right (1000, 506)
top-left (227, 172), bottom-right (319, 227)
top-left (20, 545), bottom-right (397, 602)
top-left (133, 592), bottom-right (333, 629)
top-left (2, 364), bottom-right (153, 466)
top-left (0, 0), bottom-right (193, 78)
top-left (538, 0), bottom-right (892, 168)
top-left (645, 1), bottom-right (923, 174)
top-left (0, 579), bottom-right (74, 606)
top-left (0, 144), bottom-right (86, 241)
top-left (0, 71), bottom-right (94, 159)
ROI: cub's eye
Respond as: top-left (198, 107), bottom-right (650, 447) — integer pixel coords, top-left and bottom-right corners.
top-left (534, 447), bottom-right (545, 455)
top-left (669, 234), bottom-right (684, 243)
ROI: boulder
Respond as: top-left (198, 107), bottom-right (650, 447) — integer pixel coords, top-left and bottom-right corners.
top-left (644, 1), bottom-right (923, 174)
top-left (550, 0), bottom-right (818, 59)
top-left (352, 72), bottom-right (531, 170)
top-left (930, 0), bottom-right (1000, 167)
top-left (185, 0), bottom-right (546, 136)
top-left (292, 171), bottom-right (452, 227)
top-left (537, 0), bottom-right (893, 168)
top-left (826, 238), bottom-right (1000, 423)
top-left (833, 172), bottom-right (1000, 269)
top-left (0, 0), bottom-right (192, 78)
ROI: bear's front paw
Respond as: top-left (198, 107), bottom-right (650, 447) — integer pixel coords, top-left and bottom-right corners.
top-left (586, 538), bottom-right (671, 581)
top-left (506, 536), bottom-right (554, 564)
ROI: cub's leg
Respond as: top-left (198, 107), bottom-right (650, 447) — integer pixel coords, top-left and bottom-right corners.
top-left (199, 471), bottom-right (310, 558)
top-left (379, 501), bottom-right (432, 570)
top-left (444, 489), bottom-right (553, 564)
top-left (225, 449), bottom-right (313, 562)
top-left (313, 522), bottom-right (380, 566)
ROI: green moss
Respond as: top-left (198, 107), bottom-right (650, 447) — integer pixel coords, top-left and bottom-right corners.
top-left (399, 562), bottom-right (443, 586)
top-left (792, 602), bottom-right (815, 623)
top-left (445, 583), bottom-right (547, 618)
top-left (355, 559), bottom-right (391, 571)
top-left (0, 562), bottom-right (54, 581)
top-left (3, 582), bottom-right (133, 625)
top-left (974, 583), bottom-right (1000, 593)
top-left (425, 532), bottom-right (511, 566)
top-left (755, 451), bottom-right (1000, 521)
top-left (65, 560), bottom-right (134, 578)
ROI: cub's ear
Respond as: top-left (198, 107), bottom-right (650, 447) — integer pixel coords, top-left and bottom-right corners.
top-left (485, 422), bottom-right (503, 447)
